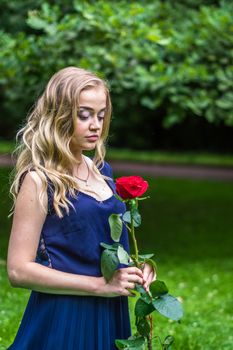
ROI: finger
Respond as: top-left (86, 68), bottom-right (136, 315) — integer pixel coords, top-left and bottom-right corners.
top-left (126, 282), bottom-right (135, 290)
top-left (143, 271), bottom-right (155, 289)
top-left (126, 267), bottom-right (143, 278)
top-left (127, 274), bottom-right (143, 285)
top-left (142, 265), bottom-right (151, 282)
top-left (148, 271), bottom-right (155, 282)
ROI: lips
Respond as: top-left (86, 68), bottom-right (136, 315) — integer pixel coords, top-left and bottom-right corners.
top-left (85, 135), bottom-right (99, 141)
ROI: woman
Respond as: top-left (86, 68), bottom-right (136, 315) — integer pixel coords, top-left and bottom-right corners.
top-left (7, 66), bottom-right (155, 349)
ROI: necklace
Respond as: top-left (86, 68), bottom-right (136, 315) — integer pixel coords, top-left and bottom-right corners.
top-left (74, 156), bottom-right (112, 201)
top-left (74, 156), bottom-right (90, 187)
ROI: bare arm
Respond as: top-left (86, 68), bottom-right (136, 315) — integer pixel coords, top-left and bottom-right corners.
top-left (7, 172), bottom-right (144, 297)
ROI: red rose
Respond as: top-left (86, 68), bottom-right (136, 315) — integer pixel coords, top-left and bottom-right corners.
top-left (115, 176), bottom-right (149, 200)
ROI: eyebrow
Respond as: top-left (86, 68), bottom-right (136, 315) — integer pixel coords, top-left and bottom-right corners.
top-left (79, 106), bottom-right (106, 112)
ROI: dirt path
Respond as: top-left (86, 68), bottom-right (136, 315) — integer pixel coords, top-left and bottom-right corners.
top-left (1, 154), bottom-right (233, 181)
top-left (110, 160), bottom-right (233, 181)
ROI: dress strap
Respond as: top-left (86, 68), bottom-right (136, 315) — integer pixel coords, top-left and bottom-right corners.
top-left (18, 171), bottom-right (27, 192)
top-left (97, 160), bottom-right (114, 179)
top-left (45, 175), bottom-right (55, 215)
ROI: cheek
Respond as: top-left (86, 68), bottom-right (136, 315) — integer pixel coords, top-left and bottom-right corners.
top-left (75, 122), bottom-right (86, 136)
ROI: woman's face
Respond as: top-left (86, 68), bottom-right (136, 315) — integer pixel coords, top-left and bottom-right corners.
top-left (71, 85), bottom-right (107, 157)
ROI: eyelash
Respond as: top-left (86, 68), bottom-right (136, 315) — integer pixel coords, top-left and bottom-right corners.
top-left (78, 114), bottom-right (105, 121)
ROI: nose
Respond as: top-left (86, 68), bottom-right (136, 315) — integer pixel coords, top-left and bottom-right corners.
top-left (90, 115), bottom-right (101, 130)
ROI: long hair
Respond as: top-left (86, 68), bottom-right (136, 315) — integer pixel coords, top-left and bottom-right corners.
top-left (9, 66), bottom-right (112, 218)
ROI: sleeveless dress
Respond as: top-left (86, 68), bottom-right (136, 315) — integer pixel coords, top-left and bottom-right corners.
top-left (8, 160), bottom-right (132, 350)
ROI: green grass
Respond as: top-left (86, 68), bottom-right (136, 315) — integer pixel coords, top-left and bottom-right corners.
top-left (1, 140), bottom-right (233, 167)
top-left (1, 167), bottom-right (233, 349)
top-left (0, 140), bottom-right (15, 155)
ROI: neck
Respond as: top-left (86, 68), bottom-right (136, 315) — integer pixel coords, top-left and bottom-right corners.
top-left (72, 154), bottom-right (89, 179)
top-left (71, 150), bottom-right (83, 163)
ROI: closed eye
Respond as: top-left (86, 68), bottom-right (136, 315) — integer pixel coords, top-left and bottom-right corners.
top-left (97, 111), bottom-right (105, 120)
top-left (78, 109), bottom-right (91, 119)
top-left (78, 109), bottom-right (106, 120)
top-left (78, 114), bottom-right (89, 120)
top-left (78, 114), bottom-right (105, 121)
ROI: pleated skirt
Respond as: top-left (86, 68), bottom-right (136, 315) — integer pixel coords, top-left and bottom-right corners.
top-left (7, 291), bottom-right (131, 350)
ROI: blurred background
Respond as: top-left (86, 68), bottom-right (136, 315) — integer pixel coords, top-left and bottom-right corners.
top-left (0, 1), bottom-right (233, 349)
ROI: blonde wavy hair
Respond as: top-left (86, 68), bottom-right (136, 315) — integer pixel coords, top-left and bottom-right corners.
top-left (9, 66), bottom-right (112, 218)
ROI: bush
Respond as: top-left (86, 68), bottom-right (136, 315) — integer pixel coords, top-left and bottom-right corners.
top-left (0, 1), bottom-right (233, 147)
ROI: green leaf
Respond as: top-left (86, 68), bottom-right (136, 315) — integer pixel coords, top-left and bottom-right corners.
top-left (152, 294), bottom-right (183, 321)
top-left (122, 211), bottom-right (140, 227)
top-left (117, 245), bottom-right (130, 264)
top-left (135, 283), bottom-right (152, 304)
top-left (135, 283), bottom-right (146, 294)
top-left (135, 298), bottom-right (155, 317)
top-left (122, 211), bottom-right (131, 223)
top-left (162, 335), bottom-right (174, 350)
top-left (131, 207), bottom-right (141, 226)
top-left (138, 254), bottom-right (154, 260)
top-left (137, 196), bottom-right (150, 201)
top-left (109, 213), bottom-right (123, 242)
top-left (26, 16), bottom-right (47, 30)
top-left (150, 280), bottom-right (168, 298)
top-left (100, 242), bottom-right (118, 251)
top-left (128, 260), bottom-right (135, 267)
top-left (136, 317), bottom-right (150, 337)
top-left (128, 288), bottom-right (137, 297)
top-left (115, 336), bottom-right (146, 349)
top-left (100, 249), bottom-right (119, 281)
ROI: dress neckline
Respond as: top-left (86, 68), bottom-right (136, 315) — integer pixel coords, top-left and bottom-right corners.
top-left (78, 190), bottom-right (115, 203)
top-left (74, 156), bottom-right (115, 202)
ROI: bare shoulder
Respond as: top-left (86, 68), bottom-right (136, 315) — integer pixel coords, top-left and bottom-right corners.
top-left (16, 171), bottom-right (48, 218)
top-left (7, 171), bottom-right (48, 274)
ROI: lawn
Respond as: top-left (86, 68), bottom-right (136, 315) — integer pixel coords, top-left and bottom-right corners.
top-left (1, 140), bottom-right (233, 168)
top-left (0, 167), bottom-right (233, 349)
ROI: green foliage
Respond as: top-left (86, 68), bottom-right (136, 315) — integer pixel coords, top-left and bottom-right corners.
top-left (135, 283), bottom-right (152, 305)
top-left (117, 245), bottom-right (130, 265)
top-left (115, 335), bottom-right (146, 350)
top-left (100, 243), bottom-right (130, 281)
top-left (150, 280), bottom-right (169, 298)
top-left (123, 211), bottom-right (141, 228)
top-left (152, 294), bottom-right (184, 321)
top-left (135, 298), bottom-right (155, 318)
top-left (100, 246), bottom-right (119, 281)
top-left (0, 1), bottom-right (233, 144)
top-left (130, 206), bottom-right (142, 227)
top-left (162, 335), bottom-right (174, 350)
top-left (108, 213), bottom-right (123, 242)
top-left (136, 317), bottom-right (151, 337)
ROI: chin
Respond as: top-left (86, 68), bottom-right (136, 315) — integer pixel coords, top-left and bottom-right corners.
top-left (82, 143), bottom-right (96, 151)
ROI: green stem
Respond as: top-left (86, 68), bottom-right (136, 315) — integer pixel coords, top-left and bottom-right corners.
top-left (130, 200), bottom-right (139, 268)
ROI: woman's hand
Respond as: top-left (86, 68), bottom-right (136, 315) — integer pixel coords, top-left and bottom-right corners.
top-left (141, 262), bottom-right (157, 292)
top-left (98, 266), bottom-right (144, 298)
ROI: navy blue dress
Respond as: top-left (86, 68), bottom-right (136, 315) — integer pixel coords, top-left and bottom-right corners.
top-left (8, 160), bottom-right (131, 350)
